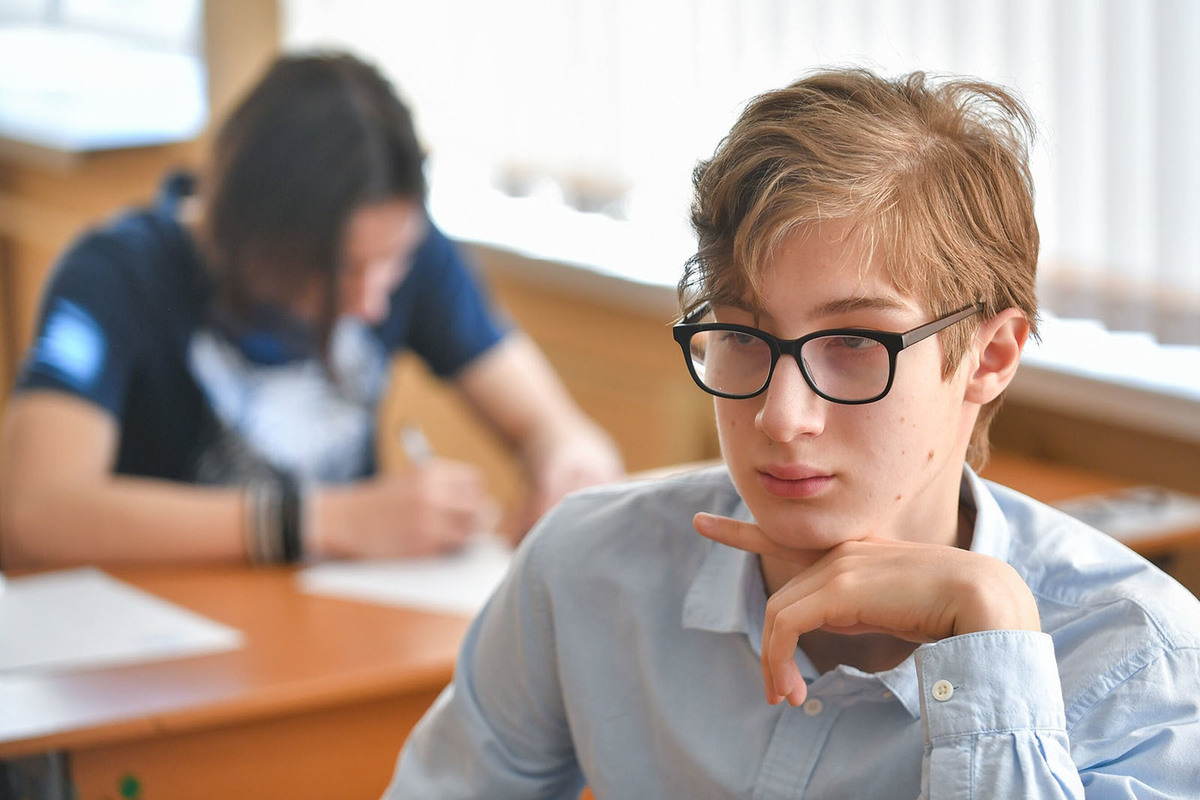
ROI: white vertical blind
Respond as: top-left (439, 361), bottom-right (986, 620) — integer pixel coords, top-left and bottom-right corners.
top-left (283, 0), bottom-right (1200, 345)
top-left (0, 0), bottom-right (206, 150)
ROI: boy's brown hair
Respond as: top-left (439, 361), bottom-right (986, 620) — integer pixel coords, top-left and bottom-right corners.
top-left (200, 52), bottom-right (426, 354)
top-left (681, 68), bottom-right (1040, 467)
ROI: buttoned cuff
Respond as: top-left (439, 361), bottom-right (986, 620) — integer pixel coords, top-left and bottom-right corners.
top-left (915, 630), bottom-right (1066, 743)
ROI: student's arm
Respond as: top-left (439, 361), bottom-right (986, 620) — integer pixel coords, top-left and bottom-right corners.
top-left (0, 392), bottom-right (244, 567)
top-left (453, 332), bottom-right (623, 536)
top-left (0, 392), bottom-right (493, 568)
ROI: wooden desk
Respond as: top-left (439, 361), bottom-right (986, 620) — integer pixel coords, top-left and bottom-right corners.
top-left (982, 451), bottom-right (1200, 560)
top-left (0, 566), bottom-right (470, 800)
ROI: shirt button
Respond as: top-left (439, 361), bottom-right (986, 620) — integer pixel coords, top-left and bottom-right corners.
top-left (931, 679), bottom-right (954, 702)
top-left (802, 698), bottom-right (824, 716)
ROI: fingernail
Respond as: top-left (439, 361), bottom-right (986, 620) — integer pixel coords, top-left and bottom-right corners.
top-left (693, 513), bottom-right (713, 533)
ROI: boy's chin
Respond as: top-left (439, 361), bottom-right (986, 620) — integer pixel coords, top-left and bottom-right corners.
top-left (752, 509), bottom-right (864, 555)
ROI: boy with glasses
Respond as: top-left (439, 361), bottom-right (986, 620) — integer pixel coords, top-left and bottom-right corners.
top-left (383, 68), bottom-right (1200, 798)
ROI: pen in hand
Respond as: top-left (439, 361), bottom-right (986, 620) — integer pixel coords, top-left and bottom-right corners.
top-left (399, 421), bottom-right (505, 542)
top-left (399, 422), bottom-right (434, 466)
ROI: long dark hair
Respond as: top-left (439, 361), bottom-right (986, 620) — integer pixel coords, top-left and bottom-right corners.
top-left (199, 51), bottom-right (427, 349)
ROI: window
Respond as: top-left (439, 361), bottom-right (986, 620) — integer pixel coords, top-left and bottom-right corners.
top-left (0, 0), bottom-right (205, 150)
top-left (280, 0), bottom-right (1200, 431)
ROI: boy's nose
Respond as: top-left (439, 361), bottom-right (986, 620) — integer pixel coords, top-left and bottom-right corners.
top-left (754, 354), bottom-right (826, 442)
top-left (343, 287), bottom-right (386, 324)
top-left (342, 264), bottom-right (395, 324)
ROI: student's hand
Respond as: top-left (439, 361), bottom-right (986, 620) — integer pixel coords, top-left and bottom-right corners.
top-left (693, 512), bottom-right (1041, 706)
top-left (514, 423), bottom-right (624, 541)
top-left (311, 459), bottom-right (499, 559)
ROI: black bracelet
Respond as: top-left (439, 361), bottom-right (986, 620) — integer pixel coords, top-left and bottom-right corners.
top-left (245, 476), bottom-right (282, 566)
top-left (277, 470), bottom-right (303, 564)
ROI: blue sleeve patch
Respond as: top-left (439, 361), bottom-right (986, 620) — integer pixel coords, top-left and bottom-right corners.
top-left (30, 299), bottom-right (108, 391)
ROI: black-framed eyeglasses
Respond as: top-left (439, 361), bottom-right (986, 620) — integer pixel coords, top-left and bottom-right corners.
top-left (672, 303), bottom-right (983, 404)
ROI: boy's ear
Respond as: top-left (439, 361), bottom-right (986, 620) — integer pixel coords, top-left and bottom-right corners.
top-left (964, 308), bottom-right (1029, 405)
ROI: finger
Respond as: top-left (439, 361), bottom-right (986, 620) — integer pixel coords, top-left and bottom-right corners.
top-left (759, 551), bottom-right (875, 705)
top-left (406, 486), bottom-right (496, 553)
top-left (762, 586), bottom-right (852, 706)
top-left (759, 550), bottom-right (949, 697)
top-left (473, 496), bottom-right (503, 535)
top-left (759, 637), bottom-right (806, 706)
top-left (426, 458), bottom-right (489, 491)
top-left (759, 644), bottom-right (808, 707)
top-left (430, 490), bottom-right (490, 517)
top-left (424, 465), bottom-right (495, 515)
top-left (438, 497), bottom-right (500, 544)
top-left (767, 540), bottom-right (965, 643)
top-left (784, 677), bottom-right (808, 708)
top-left (531, 460), bottom-right (604, 509)
top-left (762, 584), bottom-right (849, 701)
top-left (693, 513), bottom-right (824, 565)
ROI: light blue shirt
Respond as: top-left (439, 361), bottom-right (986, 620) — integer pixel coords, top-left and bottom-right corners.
top-left (383, 466), bottom-right (1200, 799)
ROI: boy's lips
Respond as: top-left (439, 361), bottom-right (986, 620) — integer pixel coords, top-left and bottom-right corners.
top-left (757, 465), bottom-right (834, 498)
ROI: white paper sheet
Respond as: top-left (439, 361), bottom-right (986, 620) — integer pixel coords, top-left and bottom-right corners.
top-left (296, 534), bottom-right (514, 616)
top-left (0, 567), bottom-right (243, 674)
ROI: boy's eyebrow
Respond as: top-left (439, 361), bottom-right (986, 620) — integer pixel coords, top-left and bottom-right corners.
top-left (713, 295), bottom-right (911, 322)
top-left (812, 296), bottom-right (911, 317)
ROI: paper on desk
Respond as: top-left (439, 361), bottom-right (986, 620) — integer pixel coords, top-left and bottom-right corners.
top-left (296, 534), bottom-right (514, 616)
top-left (0, 567), bottom-right (242, 674)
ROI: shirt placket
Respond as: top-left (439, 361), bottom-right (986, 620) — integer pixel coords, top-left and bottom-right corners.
top-left (751, 698), bottom-right (843, 800)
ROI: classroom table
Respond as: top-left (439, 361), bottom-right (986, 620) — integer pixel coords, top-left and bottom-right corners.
top-left (0, 566), bottom-right (471, 800)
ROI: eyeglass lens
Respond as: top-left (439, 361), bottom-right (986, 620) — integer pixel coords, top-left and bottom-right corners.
top-left (688, 329), bottom-right (891, 401)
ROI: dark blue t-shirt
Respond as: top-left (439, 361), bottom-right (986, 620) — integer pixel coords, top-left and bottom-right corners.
top-left (15, 174), bottom-right (509, 485)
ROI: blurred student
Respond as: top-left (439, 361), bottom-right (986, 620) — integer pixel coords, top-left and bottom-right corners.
top-left (382, 67), bottom-right (1200, 798)
top-left (0, 52), bottom-right (622, 568)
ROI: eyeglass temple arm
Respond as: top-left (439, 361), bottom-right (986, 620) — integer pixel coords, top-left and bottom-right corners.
top-left (900, 304), bottom-right (983, 347)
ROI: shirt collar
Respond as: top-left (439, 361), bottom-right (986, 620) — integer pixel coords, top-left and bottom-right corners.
top-left (682, 494), bottom-right (766, 647)
top-left (963, 465), bottom-right (1015, 563)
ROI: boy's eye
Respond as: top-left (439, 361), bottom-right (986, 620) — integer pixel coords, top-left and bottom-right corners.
top-left (719, 331), bottom-right (762, 346)
top-left (835, 335), bottom-right (879, 350)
